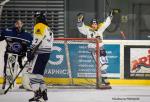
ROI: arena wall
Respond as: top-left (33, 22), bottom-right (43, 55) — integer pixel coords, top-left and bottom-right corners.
top-left (1, 40), bottom-right (150, 86)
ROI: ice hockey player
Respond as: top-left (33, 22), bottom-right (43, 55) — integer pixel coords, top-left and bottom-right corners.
top-left (77, 11), bottom-right (113, 89)
top-left (0, 20), bottom-right (33, 89)
top-left (22, 11), bottom-right (54, 102)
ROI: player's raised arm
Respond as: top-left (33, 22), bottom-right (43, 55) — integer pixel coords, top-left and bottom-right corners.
top-left (77, 13), bottom-right (91, 36)
top-left (98, 10), bottom-right (113, 32)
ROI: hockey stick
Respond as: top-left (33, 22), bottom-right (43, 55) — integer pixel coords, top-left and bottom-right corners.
top-left (90, 51), bottom-right (96, 64)
top-left (0, 35), bottom-right (46, 95)
top-left (0, 0), bottom-right (10, 22)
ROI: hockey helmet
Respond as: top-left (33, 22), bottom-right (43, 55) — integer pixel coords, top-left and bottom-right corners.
top-left (34, 11), bottom-right (48, 25)
top-left (90, 19), bottom-right (98, 25)
top-left (90, 18), bottom-right (99, 30)
top-left (34, 11), bottom-right (46, 21)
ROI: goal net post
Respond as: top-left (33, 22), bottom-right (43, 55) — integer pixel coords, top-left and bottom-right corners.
top-left (44, 38), bottom-right (102, 89)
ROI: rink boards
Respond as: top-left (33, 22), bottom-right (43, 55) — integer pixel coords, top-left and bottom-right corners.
top-left (1, 40), bottom-right (150, 86)
top-left (1, 77), bottom-right (150, 86)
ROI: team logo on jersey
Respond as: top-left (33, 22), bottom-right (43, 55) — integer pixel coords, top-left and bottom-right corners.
top-left (10, 42), bottom-right (22, 53)
top-left (35, 29), bottom-right (42, 35)
top-left (34, 23), bottom-right (48, 38)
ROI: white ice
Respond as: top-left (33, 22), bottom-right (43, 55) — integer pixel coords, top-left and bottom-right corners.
top-left (0, 86), bottom-right (150, 102)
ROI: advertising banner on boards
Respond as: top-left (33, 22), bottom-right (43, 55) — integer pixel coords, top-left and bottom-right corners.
top-left (124, 46), bottom-right (150, 79)
top-left (44, 43), bottom-right (120, 78)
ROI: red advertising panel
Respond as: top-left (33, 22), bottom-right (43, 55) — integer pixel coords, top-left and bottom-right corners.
top-left (124, 46), bottom-right (150, 79)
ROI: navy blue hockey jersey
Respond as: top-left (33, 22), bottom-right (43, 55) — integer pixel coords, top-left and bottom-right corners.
top-left (0, 28), bottom-right (33, 55)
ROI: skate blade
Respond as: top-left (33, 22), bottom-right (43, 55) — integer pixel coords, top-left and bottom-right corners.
top-left (29, 98), bottom-right (45, 102)
top-left (38, 98), bottom-right (46, 102)
top-left (98, 85), bottom-right (112, 89)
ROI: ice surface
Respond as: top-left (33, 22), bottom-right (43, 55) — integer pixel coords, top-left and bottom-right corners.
top-left (0, 86), bottom-right (150, 102)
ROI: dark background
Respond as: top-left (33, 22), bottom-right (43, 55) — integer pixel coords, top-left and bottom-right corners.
top-left (66, 0), bottom-right (150, 40)
top-left (1, 0), bottom-right (150, 40)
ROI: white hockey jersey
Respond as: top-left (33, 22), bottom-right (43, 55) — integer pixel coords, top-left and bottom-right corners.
top-left (77, 16), bottom-right (111, 48)
top-left (32, 23), bottom-right (54, 53)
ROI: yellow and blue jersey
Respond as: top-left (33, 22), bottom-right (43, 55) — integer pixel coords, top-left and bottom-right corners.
top-left (32, 23), bottom-right (54, 53)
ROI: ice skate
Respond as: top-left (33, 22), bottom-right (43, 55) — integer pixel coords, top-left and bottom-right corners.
top-left (99, 84), bottom-right (112, 89)
top-left (19, 85), bottom-right (24, 89)
top-left (42, 89), bottom-right (48, 101)
top-left (103, 78), bottom-right (110, 86)
top-left (99, 78), bottom-right (112, 89)
top-left (29, 90), bottom-right (45, 102)
top-left (29, 98), bottom-right (45, 102)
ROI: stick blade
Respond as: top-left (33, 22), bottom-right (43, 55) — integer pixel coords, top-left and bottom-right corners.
top-left (0, 89), bottom-right (5, 95)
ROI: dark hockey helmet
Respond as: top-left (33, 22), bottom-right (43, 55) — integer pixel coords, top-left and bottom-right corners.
top-left (34, 11), bottom-right (46, 20)
top-left (90, 18), bottom-right (98, 25)
top-left (34, 11), bottom-right (48, 25)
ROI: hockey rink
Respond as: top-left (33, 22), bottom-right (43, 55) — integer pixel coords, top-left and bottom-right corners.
top-left (0, 86), bottom-right (150, 102)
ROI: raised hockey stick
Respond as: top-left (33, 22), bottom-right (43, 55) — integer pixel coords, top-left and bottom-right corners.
top-left (0, 35), bottom-right (46, 95)
top-left (0, 0), bottom-right (10, 16)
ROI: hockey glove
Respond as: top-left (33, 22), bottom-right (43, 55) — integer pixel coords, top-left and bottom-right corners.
top-left (27, 48), bottom-right (35, 62)
top-left (77, 13), bottom-right (84, 27)
top-left (77, 13), bottom-right (84, 22)
top-left (108, 10), bottom-right (114, 20)
top-left (109, 9), bottom-right (121, 17)
top-left (100, 49), bottom-right (107, 57)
